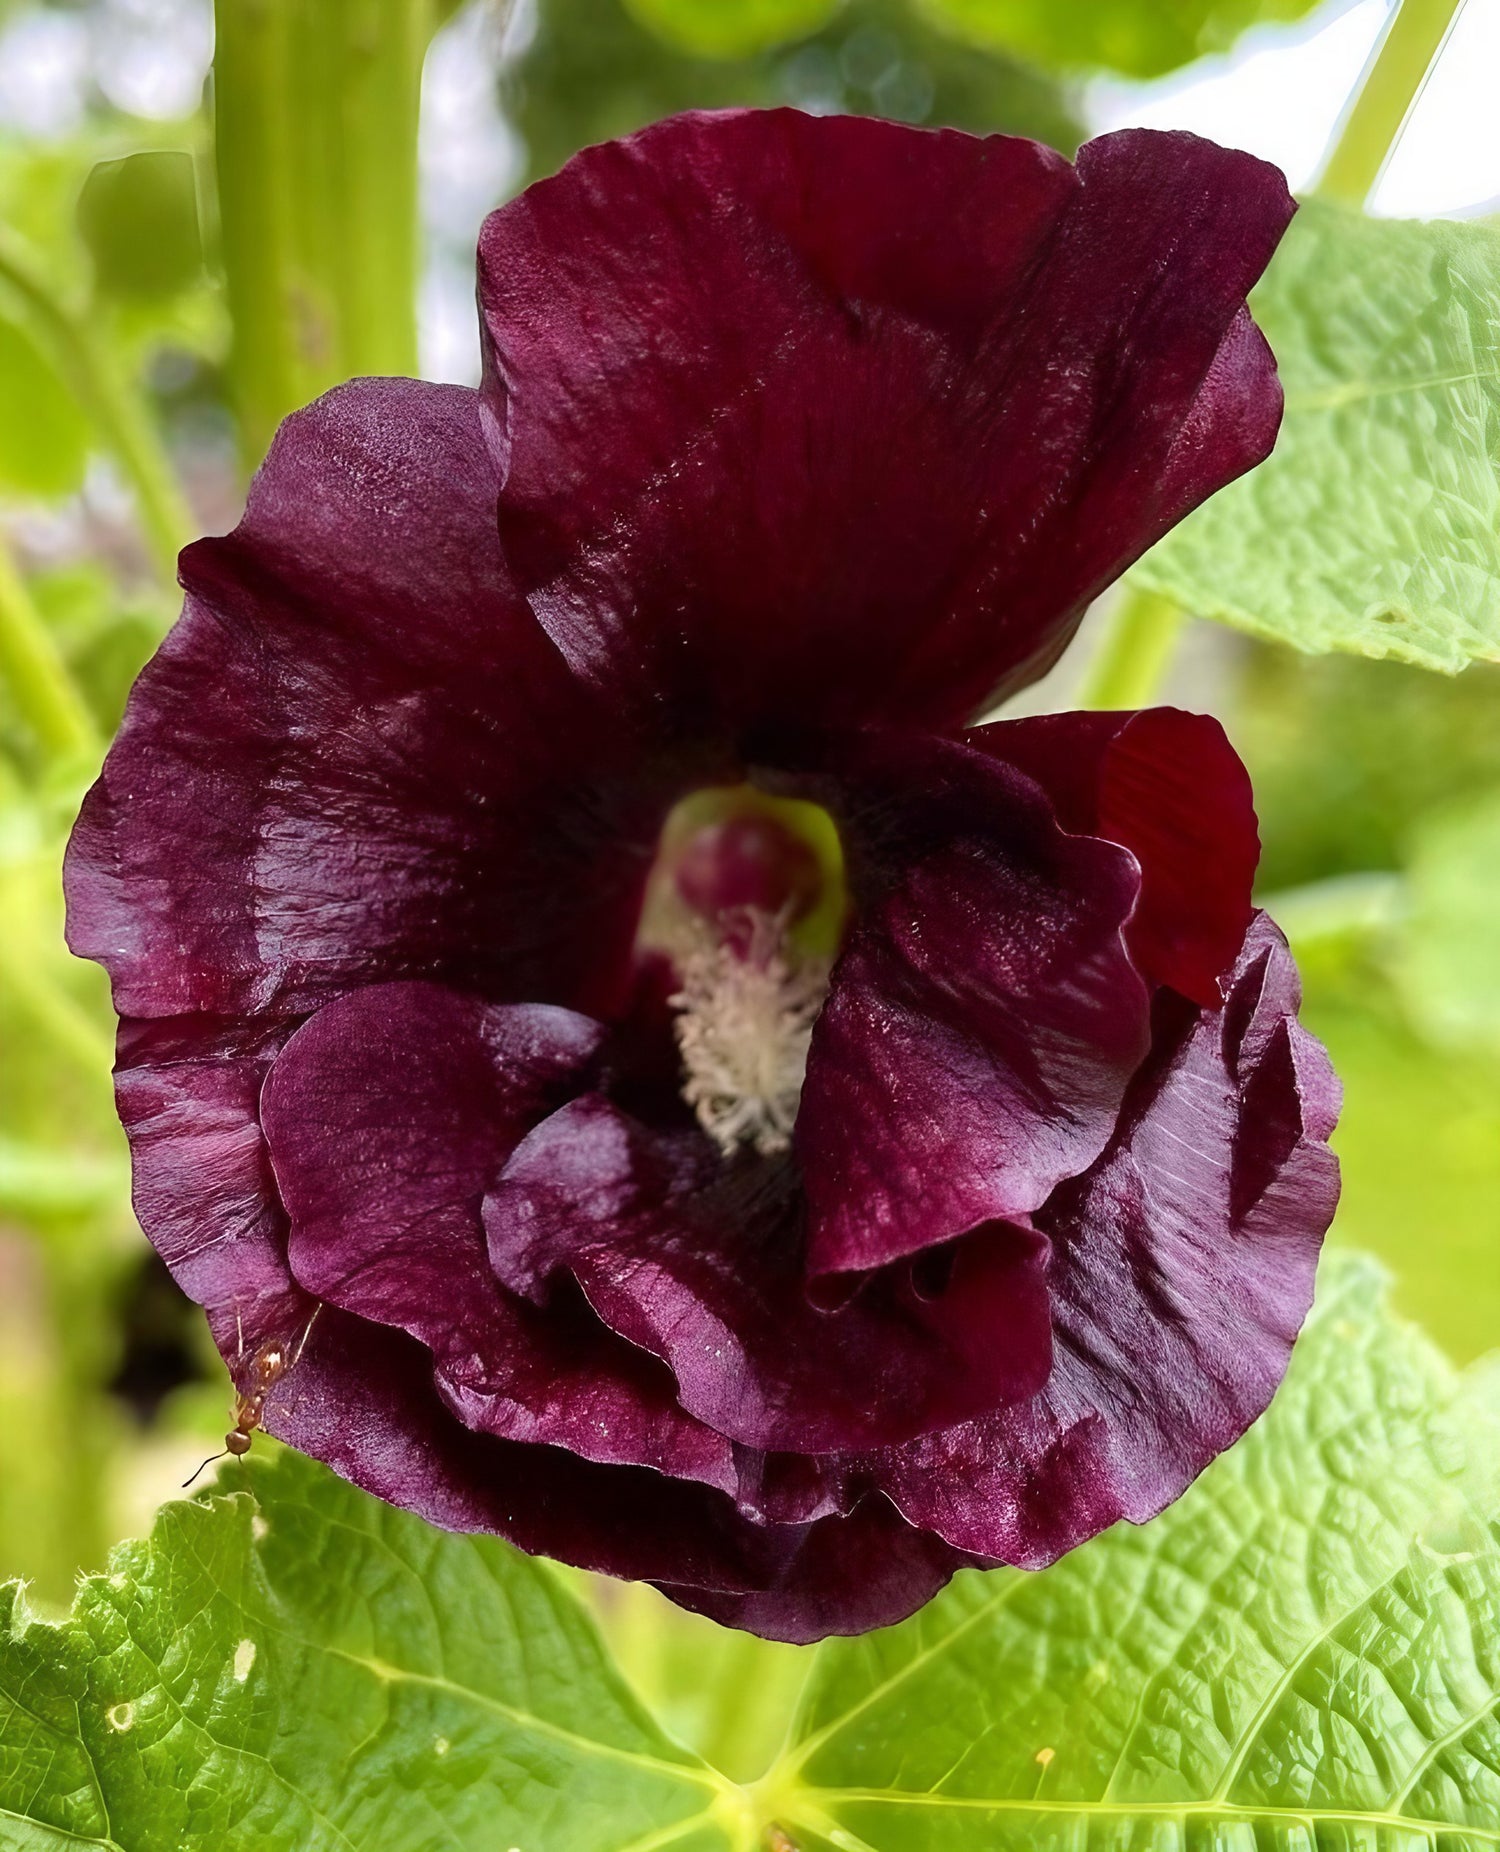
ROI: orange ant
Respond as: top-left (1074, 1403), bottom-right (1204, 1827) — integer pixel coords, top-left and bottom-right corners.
top-left (183, 1307), bottom-right (319, 1488)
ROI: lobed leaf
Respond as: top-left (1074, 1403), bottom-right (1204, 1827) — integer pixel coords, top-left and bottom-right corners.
top-left (1132, 202), bottom-right (1500, 674)
top-left (763, 1256), bottom-right (1500, 1849)
top-left (4, 1260), bottom-right (1499, 1850)
top-left (0, 1451), bottom-right (738, 1852)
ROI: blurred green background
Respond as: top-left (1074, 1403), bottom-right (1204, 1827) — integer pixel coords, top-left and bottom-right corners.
top-left (0, 0), bottom-right (1495, 1784)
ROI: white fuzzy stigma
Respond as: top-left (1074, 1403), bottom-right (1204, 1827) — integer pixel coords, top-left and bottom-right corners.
top-left (670, 911), bottom-right (830, 1157)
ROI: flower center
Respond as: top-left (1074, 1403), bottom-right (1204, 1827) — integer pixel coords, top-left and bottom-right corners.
top-left (642, 788), bottom-right (845, 1157)
top-left (670, 910), bottom-right (831, 1156)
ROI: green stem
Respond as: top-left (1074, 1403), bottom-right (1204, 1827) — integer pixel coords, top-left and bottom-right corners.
top-left (0, 531), bottom-right (99, 762)
top-left (214, 0), bottom-right (430, 468)
top-left (1315, 0), bottom-right (1470, 206)
top-left (1257, 871), bottom-right (1405, 949)
top-left (0, 932), bottom-right (116, 1082)
top-left (1078, 588), bottom-right (1186, 710)
top-left (0, 233), bottom-right (193, 583)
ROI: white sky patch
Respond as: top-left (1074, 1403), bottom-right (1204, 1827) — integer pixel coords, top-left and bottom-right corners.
top-left (93, 0), bottom-right (213, 120)
top-left (1371, 0), bottom-right (1500, 216)
top-left (0, 0), bottom-right (212, 137)
top-left (419, 0), bottom-right (527, 383)
top-left (0, 9), bottom-right (91, 138)
top-left (1087, 0), bottom-right (1500, 216)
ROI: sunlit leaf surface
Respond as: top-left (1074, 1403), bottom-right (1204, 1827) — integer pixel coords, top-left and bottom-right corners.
top-left (765, 1257), bottom-right (1500, 1849)
top-left (0, 1451), bottom-right (738, 1852)
top-left (1134, 203), bottom-right (1500, 673)
top-left (5, 1259), bottom-right (1500, 1850)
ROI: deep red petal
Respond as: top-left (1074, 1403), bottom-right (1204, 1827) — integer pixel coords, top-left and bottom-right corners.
top-left (795, 731), bottom-right (1150, 1275)
top-left (111, 1008), bottom-right (950, 1626)
top-left (485, 1095), bottom-right (1054, 1453)
top-left (258, 981), bottom-right (739, 1488)
top-left (65, 379), bottom-right (669, 1027)
top-left (867, 915), bottom-right (1340, 1565)
top-left (478, 110), bottom-right (1292, 733)
top-left (971, 706), bottom-right (1259, 1005)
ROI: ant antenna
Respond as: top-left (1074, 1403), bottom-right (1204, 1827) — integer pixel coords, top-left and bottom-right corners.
top-left (182, 1447), bottom-right (228, 1490)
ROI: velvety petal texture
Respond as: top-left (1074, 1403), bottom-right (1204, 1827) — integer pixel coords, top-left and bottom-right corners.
top-left (478, 110), bottom-right (1293, 736)
top-left (67, 108), bottom-right (1334, 1642)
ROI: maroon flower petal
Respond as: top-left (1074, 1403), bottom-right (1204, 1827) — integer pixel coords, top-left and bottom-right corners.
top-left (866, 915), bottom-right (1340, 1565)
top-left (796, 733), bottom-right (1150, 1276)
top-left (656, 1496), bottom-right (979, 1644)
top-left (111, 1009), bottom-right (938, 1621)
top-left (66, 378), bottom-right (666, 1027)
top-left (971, 706), bottom-right (1258, 1005)
top-left (259, 981), bottom-right (737, 1489)
top-left (477, 110), bottom-right (1292, 733)
top-left (485, 1095), bottom-right (1054, 1452)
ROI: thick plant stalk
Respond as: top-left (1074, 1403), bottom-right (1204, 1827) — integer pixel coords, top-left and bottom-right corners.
top-left (1078, 587), bottom-right (1185, 711)
top-left (214, 0), bottom-right (434, 467)
top-left (1316, 0), bottom-right (1470, 205)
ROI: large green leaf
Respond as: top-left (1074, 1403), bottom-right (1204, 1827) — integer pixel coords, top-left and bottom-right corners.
top-left (5, 1261), bottom-right (1499, 1850)
top-left (762, 1257), bottom-right (1500, 1849)
top-left (1133, 202), bottom-right (1500, 674)
top-left (918, 0), bottom-right (1319, 78)
top-left (0, 1449), bottom-right (738, 1851)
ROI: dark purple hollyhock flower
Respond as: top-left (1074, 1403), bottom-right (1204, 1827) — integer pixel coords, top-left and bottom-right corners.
top-left (66, 110), bottom-right (1339, 1642)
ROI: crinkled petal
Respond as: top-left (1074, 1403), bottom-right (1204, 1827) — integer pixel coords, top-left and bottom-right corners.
top-left (655, 1495), bottom-right (979, 1644)
top-left (866, 914), bottom-right (1340, 1565)
top-left (259, 981), bottom-right (737, 1489)
top-left (478, 110), bottom-right (1292, 733)
top-left (970, 706), bottom-right (1258, 1005)
top-left (485, 1095), bottom-right (1054, 1452)
top-left (66, 378), bottom-right (671, 1026)
top-left (795, 732), bottom-right (1150, 1275)
top-left (112, 1010), bottom-right (950, 1626)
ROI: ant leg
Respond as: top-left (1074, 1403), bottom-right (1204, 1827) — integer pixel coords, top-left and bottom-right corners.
top-left (291, 1303), bottom-right (321, 1367)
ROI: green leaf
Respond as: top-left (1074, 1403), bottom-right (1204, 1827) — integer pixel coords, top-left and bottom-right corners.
top-left (6, 1264), bottom-right (1499, 1850)
top-left (76, 152), bottom-right (204, 303)
top-left (0, 315), bottom-right (87, 498)
top-left (1394, 786), bottom-right (1500, 1059)
top-left (0, 1448), bottom-right (741, 1851)
top-left (1133, 202), bottom-right (1500, 674)
top-left (622, 0), bottom-right (842, 58)
top-left (761, 1256), bottom-right (1500, 1849)
top-left (917, 0), bottom-right (1319, 78)
top-left (0, 1135), bottom-right (126, 1215)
